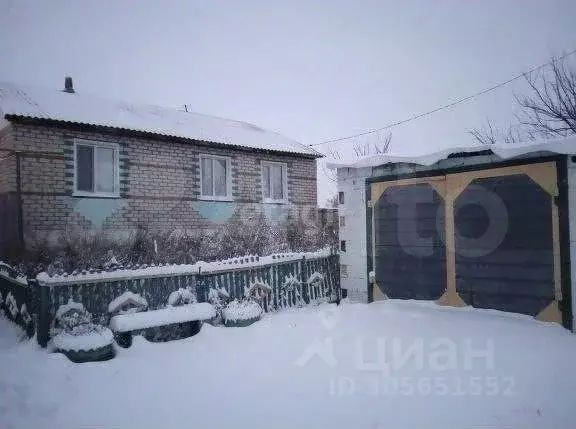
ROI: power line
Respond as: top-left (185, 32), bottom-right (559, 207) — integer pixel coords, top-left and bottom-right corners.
top-left (310, 48), bottom-right (576, 147)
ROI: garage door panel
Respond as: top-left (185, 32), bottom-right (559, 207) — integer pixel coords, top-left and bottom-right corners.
top-left (457, 277), bottom-right (554, 297)
top-left (458, 291), bottom-right (551, 317)
top-left (454, 172), bottom-right (556, 317)
top-left (455, 263), bottom-right (554, 283)
top-left (375, 230), bottom-right (444, 245)
top-left (376, 258), bottom-right (446, 276)
top-left (382, 283), bottom-right (446, 300)
top-left (373, 180), bottom-right (446, 301)
top-left (456, 250), bottom-right (553, 265)
top-left (375, 206), bottom-right (441, 219)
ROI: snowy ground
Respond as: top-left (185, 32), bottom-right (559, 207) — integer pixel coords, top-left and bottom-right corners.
top-left (1, 300), bottom-right (575, 428)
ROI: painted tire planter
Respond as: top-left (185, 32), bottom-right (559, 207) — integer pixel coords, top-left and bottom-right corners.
top-left (224, 315), bottom-right (261, 327)
top-left (222, 300), bottom-right (263, 328)
top-left (144, 320), bottom-right (203, 342)
top-left (57, 344), bottom-right (116, 363)
top-left (53, 325), bottom-right (116, 363)
top-left (115, 332), bottom-right (133, 348)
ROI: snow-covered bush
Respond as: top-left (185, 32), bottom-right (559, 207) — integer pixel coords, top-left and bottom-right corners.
top-left (17, 210), bottom-right (336, 277)
top-left (223, 299), bottom-right (263, 324)
top-left (56, 300), bottom-right (90, 330)
top-left (167, 288), bottom-right (196, 307)
top-left (53, 299), bottom-right (114, 359)
top-left (0, 262), bottom-right (27, 284)
top-left (108, 292), bottom-right (148, 315)
top-left (207, 286), bottom-right (231, 325)
top-left (208, 286), bottom-right (230, 305)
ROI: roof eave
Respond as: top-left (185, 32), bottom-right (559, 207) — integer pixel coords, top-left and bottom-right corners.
top-left (4, 114), bottom-right (323, 159)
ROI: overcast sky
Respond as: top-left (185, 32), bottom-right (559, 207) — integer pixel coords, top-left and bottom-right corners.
top-left (1, 0), bottom-right (575, 205)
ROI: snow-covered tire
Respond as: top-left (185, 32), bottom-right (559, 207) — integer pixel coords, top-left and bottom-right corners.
top-left (57, 344), bottom-right (116, 363)
top-left (224, 315), bottom-right (261, 327)
top-left (143, 320), bottom-right (203, 343)
top-left (115, 332), bottom-right (133, 348)
top-left (188, 320), bottom-right (202, 336)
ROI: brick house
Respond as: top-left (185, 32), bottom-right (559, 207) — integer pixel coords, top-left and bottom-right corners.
top-left (0, 79), bottom-right (321, 258)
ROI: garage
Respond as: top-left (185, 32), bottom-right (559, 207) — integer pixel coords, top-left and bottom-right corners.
top-left (330, 137), bottom-right (576, 330)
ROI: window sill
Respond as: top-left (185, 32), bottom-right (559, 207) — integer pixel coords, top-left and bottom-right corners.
top-left (197, 195), bottom-right (234, 202)
top-left (72, 192), bottom-right (121, 199)
top-left (263, 199), bottom-right (289, 205)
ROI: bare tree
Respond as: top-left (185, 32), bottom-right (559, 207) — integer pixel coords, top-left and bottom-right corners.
top-left (470, 57), bottom-right (576, 144)
top-left (352, 131), bottom-right (392, 157)
top-left (517, 58), bottom-right (576, 137)
top-left (322, 132), bottom-right (392, 182)
top-left (470, 120), bottom-right (522, 145)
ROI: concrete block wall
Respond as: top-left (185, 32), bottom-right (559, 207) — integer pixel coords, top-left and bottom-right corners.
top-left (4, 121), bottom-right (318, 249)
top-left (336, 166), bottom-right (372, 303)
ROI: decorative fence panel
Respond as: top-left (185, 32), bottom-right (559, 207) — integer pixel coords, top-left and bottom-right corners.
top-left (7, 248), bottom-right (339, 347)
top-left (0, 263), bottom-right (35, 337)
top-left (195, 253), bottom-right (340, 313)
top-left (42, 274), bottom-right (198, 326)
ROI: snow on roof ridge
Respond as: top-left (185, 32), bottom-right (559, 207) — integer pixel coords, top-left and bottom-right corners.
top-left (0, 81), bottom-right (320, 157)
top-left (326, 134), bottom-right (576, 169)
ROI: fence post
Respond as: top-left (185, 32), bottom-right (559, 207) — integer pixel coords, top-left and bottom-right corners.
top-left (196, 266), bottom-right (203, 302)
top-left (33, 280), bottom-right (51, 348)
top-left (300, 256), bottom-right (310, 304)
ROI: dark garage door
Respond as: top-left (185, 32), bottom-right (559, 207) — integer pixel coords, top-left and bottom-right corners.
top-left (454, 174), bottom-right (555, 316)
top-left (373, 180), bottom-right (447, 300)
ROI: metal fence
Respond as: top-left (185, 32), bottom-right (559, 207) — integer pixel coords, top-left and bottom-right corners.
top-left (197, 254), bottom-right (340, 311)
top-left (25, 250), bottom-right (340, 347)
top-left (0, 263), bottom-right (35, 337)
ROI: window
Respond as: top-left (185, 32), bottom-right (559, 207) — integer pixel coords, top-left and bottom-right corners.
top-left (200, 155), bottom-right (232, 200)
top-left (74, 140), bottom-right (119, 197)
top-left (339, 216), bottom-right (346, 227)
top-left (262, 162), bottom-right (287, 203)
top-left (340, 240), bottom-right (347, 252)
top-left (340, 264), bottom-right (348, 279)
top-left (338, 191), bottom-right (344, 204)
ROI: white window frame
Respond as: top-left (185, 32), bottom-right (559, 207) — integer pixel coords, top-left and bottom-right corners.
top-left (199, 154), bottom-right (233, 201)
top-left (73, 139), bottom-right (120, 198)
top-left (261, 161), bottom-right (288, 204)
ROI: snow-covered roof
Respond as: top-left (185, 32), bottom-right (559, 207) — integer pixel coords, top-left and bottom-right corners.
top-left (0, 81), bottom-right (321, 157)
top-left (326, 135), bottom-right (576, 169)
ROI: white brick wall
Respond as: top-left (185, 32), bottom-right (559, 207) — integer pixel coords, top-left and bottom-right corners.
top-left (337, 167), bottom-right (372, 303)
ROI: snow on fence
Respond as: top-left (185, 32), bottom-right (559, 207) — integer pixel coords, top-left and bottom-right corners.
top-left (0, 262), bottom-right (35, 337)
top-left (196, 253), bottom-right (340, 312)
top-left (33, 274), bottom-right (198, 347)
top-left (35, 247), bottom-right (332, 285)
top-left (28, 248), bottom-right (339, 347)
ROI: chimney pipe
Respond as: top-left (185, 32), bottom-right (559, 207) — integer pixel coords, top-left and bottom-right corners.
top-left (63, 76), bottom-right (75, 93)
